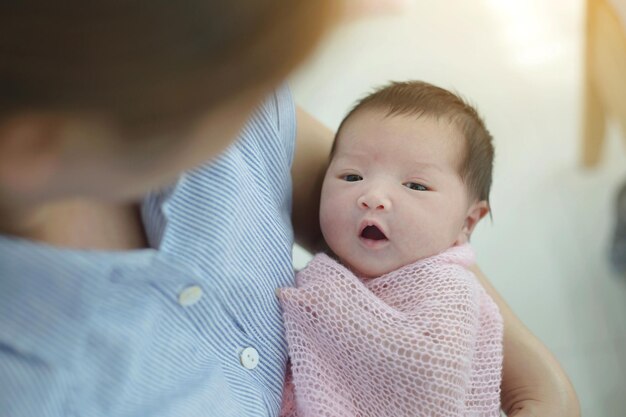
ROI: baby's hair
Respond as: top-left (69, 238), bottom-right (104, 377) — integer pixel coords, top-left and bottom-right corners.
top-left (333, 81), bottom-right (494, 206)
top-left (0, 1), bottom-right (335, 131)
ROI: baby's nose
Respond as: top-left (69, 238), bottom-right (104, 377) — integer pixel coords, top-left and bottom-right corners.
top-left (357, 194), bottom-right (391, 210)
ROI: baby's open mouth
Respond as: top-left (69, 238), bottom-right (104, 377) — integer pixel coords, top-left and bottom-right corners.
top-left (360, 225), bottom-right (388, 241)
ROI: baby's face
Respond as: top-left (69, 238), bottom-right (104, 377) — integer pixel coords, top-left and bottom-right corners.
top-left (320, 109), bottom-right (473, 278)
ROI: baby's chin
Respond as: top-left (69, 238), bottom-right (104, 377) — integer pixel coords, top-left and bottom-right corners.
top-left (341, 258), bottom-right (398, 280)
top-left (341, 252), bottom-right (439, 279)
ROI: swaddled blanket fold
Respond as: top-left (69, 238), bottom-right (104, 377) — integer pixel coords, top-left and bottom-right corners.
top-left (279, 244), bottom-right (503, 417)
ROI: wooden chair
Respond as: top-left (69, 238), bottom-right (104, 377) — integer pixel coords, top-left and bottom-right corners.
top-left (582, 0), bottom-right (626, 167)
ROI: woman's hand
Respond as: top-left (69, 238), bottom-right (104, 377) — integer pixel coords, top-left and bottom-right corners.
top-left (470, 265), bottom-right (580, 417)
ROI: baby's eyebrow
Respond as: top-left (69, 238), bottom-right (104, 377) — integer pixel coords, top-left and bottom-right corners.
top-left (410, 162), bottom-right (442, 173)
top-left (332, 153), bottom-right (445, 175)
top-left (330, 153), bottom-right (367, 165)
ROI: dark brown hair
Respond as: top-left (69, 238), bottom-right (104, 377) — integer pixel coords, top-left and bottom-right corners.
top-left (334, 81), bottom-right (494, 204)
top-left (0, 1), bottom-right (335, 130)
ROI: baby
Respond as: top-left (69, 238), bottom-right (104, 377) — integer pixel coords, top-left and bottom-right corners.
top-left (279, 81), bottom-right (503, 417)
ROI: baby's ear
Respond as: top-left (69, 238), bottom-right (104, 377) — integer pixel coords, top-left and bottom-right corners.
top-left (454, 200), bottom-right (489, 245)
top-left (0, 113), bottom-right (65, 194)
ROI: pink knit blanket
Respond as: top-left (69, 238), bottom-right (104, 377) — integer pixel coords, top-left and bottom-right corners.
top-left (278, 244), bottom-right (503, 417)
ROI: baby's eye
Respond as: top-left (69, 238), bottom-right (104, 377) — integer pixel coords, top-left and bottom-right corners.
top-left (404, 182), bottom-right (428, 191)
top-left (343, 174), bottom-right (363, 182)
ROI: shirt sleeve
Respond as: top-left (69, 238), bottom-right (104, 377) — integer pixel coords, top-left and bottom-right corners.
top-left (256, 83), bottom-right (297, 168)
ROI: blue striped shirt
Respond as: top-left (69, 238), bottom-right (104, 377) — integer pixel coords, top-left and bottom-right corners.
top-left (0, 86), bottom-right (297, 417)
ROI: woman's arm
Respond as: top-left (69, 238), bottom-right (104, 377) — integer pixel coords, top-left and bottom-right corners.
top-left (291, 106), bottom-right (334, 253)
top-left (469, 264), bottom-right (580, 417)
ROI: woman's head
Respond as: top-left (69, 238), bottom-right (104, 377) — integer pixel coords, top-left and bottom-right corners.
top-left (0, 1), bottom-right (336, 205)
top-left (1, 0), bottom-right (335, 128)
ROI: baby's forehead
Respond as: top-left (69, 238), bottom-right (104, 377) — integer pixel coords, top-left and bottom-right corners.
top-left (335, 110), bottom-right (466, 150)
top-left (342, 107), bottom-right (463, 136)
top-left (331, 114), bottom-right (468, 174)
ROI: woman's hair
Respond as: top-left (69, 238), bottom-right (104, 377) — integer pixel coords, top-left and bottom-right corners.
top-left (334, 81), bottom-right (494, 204)
top-left (0, 1), bottom-right (335, 129)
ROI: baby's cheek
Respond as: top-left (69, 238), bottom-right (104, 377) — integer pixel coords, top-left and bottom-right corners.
top-left (319, 202), bottom-right (345, 251)
top-left (319, 206), bottom-right (338, 242)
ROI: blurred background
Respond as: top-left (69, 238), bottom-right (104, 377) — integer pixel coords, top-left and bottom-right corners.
top-left (289, 0), bottom-right (626, 416)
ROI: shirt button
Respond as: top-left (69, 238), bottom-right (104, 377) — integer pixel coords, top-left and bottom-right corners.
top-left (178, 285), bottom-right (203, 307)
top-left (239, 347), bottom-right (260, 370)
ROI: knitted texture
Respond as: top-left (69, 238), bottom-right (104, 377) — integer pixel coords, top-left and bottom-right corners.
top-left (279, 244), bottom-right (503, 417)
